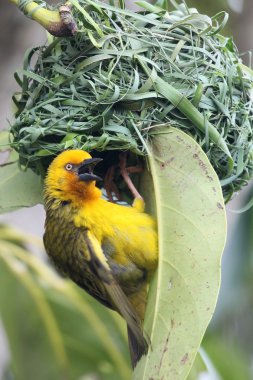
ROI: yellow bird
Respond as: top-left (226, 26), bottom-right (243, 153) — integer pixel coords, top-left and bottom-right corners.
top-left (43, 149), bottom-right (158, 366)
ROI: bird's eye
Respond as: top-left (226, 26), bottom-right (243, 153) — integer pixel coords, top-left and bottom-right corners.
top-left (65, 163), bottom-right (73, 171)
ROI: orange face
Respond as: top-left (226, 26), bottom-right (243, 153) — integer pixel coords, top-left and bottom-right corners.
top-left (44, 150), bottom-right (102, 202)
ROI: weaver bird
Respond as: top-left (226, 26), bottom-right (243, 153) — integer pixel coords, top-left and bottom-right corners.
top-left (43, 150), bottom-right (158, 366)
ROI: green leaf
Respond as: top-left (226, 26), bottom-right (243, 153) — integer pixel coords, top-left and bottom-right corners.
top-left (0, 227), bottom-right (131, 380)
top-left (153, 75), bottom-right (233, 172)
top-left (135, 2), bottom-right (165, 14)
top-left (70, 0), bottom-right (104, 37)
top-left (134, 59), bottom-right (233, 175)
top-left (187, 351), bottom-right (208, 380)
top-left (0, 130), bottom-right (10, 148)
top-left (0, 244), bottom-right (69, 380)
top-left (133, 127), bottom-right (226, 380)
top-left (0, 161), bottom-right (43, 214)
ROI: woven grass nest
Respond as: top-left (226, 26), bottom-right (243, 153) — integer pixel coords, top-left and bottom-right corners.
top-left (10, 0), bottom-right (253, 202)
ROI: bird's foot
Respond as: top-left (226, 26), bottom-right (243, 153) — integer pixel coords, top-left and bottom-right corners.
top-left (119, 153), bottom-right (143, 200)
top-left (104, 164), bottom-right (121, 202)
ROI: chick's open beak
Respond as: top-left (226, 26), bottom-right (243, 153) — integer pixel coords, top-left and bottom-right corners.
top-left (78, 158), bottom-right (103, 182)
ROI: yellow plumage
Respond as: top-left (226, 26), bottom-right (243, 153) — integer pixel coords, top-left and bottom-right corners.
top-left (43, 149), bottom-right (158, 366)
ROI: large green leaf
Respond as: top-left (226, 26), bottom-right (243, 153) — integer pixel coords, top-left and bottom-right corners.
top-left (186, 351), bottom-right (208, 380)
top-left (133, 127), bottom-right (226, 380)
top-left (0, 131), bottom-right (43, 214)
top-left (0, 226), bottom-right (131, 380)
top-left (0, 162), bottom-right (43, 214)
top-left (0, 130), bottom-right (10, 147)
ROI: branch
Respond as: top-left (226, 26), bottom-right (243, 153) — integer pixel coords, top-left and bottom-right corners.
top-left (9, 0), bottom-right (77, 37)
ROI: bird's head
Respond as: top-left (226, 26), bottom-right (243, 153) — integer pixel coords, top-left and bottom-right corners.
top-left (44, 150), bottom-right (103, 204)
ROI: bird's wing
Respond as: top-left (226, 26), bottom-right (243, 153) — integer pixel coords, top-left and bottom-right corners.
top-left (81, 228), bottom-right (148, 366)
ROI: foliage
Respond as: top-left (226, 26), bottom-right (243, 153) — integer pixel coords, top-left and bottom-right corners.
top-left (0, 132), bottom-right (43, 214)
top-left (0, 128), bottom-right (226, 379)
top-left (0, 224), bottom-right (131, 380)
top-left (133, 127), bottom-right (226, 379)
top-left (200, 185), bottom-right (253, 380)
top-left (9, 0), bottom-right (253, 201)
top-left (1, 0), bottom-right (243, 378)
top-left (203, 335), bottom-right (251, 380)
top-left (0, 161), bottom-right (42, 213)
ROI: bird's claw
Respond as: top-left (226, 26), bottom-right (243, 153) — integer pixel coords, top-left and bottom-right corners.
top-left (104, 164), bottom-right (121, 202)
top-left (104, 152), bottom-right (143, 202)
top-left (119, 153), bottom-right (143, 200)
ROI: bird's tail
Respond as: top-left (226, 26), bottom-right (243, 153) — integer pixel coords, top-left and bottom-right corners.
top-left (127, 283), bottom-right (149, 367)
top-left (84, 230), bottom-right (149, 367)
top-left (103, 280), bottom-right (148, 367)
top-left (127, 324), bottom-right (148, 368)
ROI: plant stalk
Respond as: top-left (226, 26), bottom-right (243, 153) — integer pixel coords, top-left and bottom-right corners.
top-left (8, 0), bottom-right (77, 37)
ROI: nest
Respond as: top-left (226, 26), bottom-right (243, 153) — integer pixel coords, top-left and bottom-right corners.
top-left (10, 0), bottom-right (253, 202)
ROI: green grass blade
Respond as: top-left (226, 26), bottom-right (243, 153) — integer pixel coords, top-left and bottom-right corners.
top-left (154, 76), bottom-right (233, 171)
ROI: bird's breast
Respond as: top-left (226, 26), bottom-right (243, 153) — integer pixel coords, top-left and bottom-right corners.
top-left (44, 204), bottom-right (111, 307)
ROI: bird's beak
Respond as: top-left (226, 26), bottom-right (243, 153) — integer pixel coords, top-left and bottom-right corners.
top-left (77, 157), bottom-right (103, 182)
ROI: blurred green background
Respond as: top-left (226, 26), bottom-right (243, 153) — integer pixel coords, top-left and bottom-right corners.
top-left (0, 0), bottom-right (253, 379)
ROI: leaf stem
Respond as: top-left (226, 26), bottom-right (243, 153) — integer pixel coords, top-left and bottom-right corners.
top-left (8, 0), bottom-right (77, 36)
